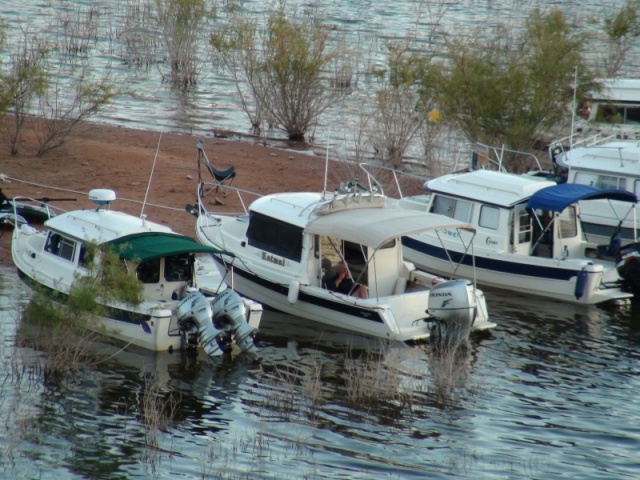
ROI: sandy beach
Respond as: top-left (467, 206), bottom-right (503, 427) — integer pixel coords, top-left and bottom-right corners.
top-left (0, 121), bottom-right (358, 267)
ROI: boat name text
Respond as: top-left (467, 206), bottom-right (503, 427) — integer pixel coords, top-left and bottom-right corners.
top-left (261, 252), bottom-right (285, 266)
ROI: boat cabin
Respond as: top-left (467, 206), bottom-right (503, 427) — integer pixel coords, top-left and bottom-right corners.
top-left (582, 79), bottom-right (640, 137)
top-left (415, 171), bottom-right (589, 260)
top-left (243, 192), bottom-right (410, 298)
top-left (40, 210), bottom-right (212, 303)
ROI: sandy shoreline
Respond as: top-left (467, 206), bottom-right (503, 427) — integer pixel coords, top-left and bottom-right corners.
top-left (0, 121), bottom-right (359, 267)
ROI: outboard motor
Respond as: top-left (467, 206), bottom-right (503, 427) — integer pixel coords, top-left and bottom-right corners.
top-left (616, 242), bottom-right (640, 297)
top-left (211, 289), bottom-right (259, 357)
top-left (177, 291), bottom-right (225, 357)
top-left (426, 279), bottom-right (477, 340)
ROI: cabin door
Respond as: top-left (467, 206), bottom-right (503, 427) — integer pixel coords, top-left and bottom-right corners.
top-left (512, 204), bottom-right (532, 255)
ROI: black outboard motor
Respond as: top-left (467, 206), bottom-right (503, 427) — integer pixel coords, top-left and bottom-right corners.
top-left (616, 242), bottom-right (640, 297)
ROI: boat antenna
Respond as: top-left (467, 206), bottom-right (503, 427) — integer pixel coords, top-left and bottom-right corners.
top-left (570, 66), bottom-right (578, 149)
top-left (323, 129), bottom-right (330, 199)
top-left (141, 132), bottom-right (163, 217)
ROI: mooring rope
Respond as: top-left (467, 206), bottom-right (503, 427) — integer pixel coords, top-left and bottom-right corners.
top-left (0, 173), bottom-right (186, 213)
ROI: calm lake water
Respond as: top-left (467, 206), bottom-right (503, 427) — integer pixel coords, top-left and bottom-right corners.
top-left (1, 264), bottom-right (640, 479)
top-left (0, 0), bottom-right (635, 156)
top-left (2, 1), bottom-right (640, 478)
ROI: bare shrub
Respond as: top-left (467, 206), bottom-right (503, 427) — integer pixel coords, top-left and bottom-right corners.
top-left (427, 317), bottom-right (474, 404)
top-left (212, 4), bottom-right (341, 141)
top-left (155, 0), bottom-right (211, 87)
top-left (343, 343), bottom-right (416, 409)
top-left (138, 375), bottom-right (181, 467)
top-left (0, 27), bottom-right (48, 156)
top-left (32, 68), bottom-right (120, 156)
top-left (50, 1), bottom-right (101, 61)
top-left (114, 0), bottom-right (162, 70)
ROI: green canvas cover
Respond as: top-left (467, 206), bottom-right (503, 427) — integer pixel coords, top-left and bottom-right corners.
top-left (105, 232), bottom-right (229, 262)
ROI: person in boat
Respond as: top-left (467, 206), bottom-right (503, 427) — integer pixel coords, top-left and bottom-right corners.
top-left (328, 261), bottom-right (368, 298)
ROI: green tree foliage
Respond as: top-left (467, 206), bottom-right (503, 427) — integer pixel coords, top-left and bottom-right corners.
top-left (599, 0), bottom-right (640, 77)
top-left (212, 3), bottom-right (338, 141)
top-left (430, 9), bottom-right (594, 155)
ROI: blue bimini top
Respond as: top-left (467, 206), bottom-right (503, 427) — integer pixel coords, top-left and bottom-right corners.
top-left (526, 183), bottom-right (637, 212)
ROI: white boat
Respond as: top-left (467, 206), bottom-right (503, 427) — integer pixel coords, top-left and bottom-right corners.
top-left (11, 189), bottom-right (262, 356)
top-left (389, 169), bottom-right (637, 305)
top-left (192, 181), bottom-right (495, 343)
top-left (543, 139), bottom-right (640, 247)
top-left (572, 78), bottom-right (640, 141)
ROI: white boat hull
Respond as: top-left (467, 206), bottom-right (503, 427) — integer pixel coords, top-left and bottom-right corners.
top-left (402, 235), bottom-right (631, 305)
top-left (197, 213), bottom-right (494, 342)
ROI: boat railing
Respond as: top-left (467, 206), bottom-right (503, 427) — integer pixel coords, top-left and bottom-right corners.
top-left (548, 132), bottom-right (617, 163)
top-left (357, 163), bottom-right (428, 199)
top-left (468, 142), bottom-right (545, 173)
top-left (10, 195), bottom-right (70, 224)
top-left (197, 181), bottom-right (263, 216)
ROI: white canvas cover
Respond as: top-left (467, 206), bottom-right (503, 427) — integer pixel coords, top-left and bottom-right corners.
top-left (305, 208), bottom-right (475, 249)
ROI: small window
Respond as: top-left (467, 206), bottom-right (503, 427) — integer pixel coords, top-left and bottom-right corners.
top-left (574, 171), bottom-right (598, 187)
top-left (137, 258), bottom-right (161, 284)
top-left (58, 238), bottom-right (76, 261)
top-left (479, 205), bottom-right (499, 230)
top-left (431, 195), bottom-right (455, 218)
top-left (596, 174), bottom-right (621, 190)
top-left (558, 206), bottom-right (578, 238)
top-left (165, 254), bottom-right (191, 282)
top-left (246, 212), bottom-right (303, 262)
top-left (430, 195), bottom-right (473, 222)
top-left (625, 105), bottom-right (640, 124)
top-left (44, 232), bottom-right (76, 262)
top-left (45, 232), bottom-right (62, 255)
top-left (517, 208), bottom-right (531, 243)
top-left (79, 244), bottom-right (90, 267)
top-left (634, 180), bottom-right (640, 197)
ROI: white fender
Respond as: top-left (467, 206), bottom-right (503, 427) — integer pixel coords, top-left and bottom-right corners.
top-left (393, 277), bottom-right (407, 295)
top-left (288, 280), bottom-right (300, 303)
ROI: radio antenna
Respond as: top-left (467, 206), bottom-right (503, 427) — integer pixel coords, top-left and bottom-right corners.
top-left (141, 132), bottom-right (162, 217)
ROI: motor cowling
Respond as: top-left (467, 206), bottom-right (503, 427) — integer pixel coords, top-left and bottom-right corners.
top-left (617, 247), bottom-right (640, 298)
top-left (211, 289), bottom-right (258, 357)
top-left (427, 279), bottom-right (477, 328)
top-left (177, 291), bottom-right (224, 356)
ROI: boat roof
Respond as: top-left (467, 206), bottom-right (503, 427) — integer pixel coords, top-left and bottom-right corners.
top-left (425, 170), bottom-right (556, 207)
top-left (526, 183), bottom-right (637, 212)
top-left (251, 191), bottom-right (393, 228)
top-left (306, 207), bottom-right (475, 250)
top-left (590, 78), bottom-right (640, 103)
top-left (251, 191), bottom-right (475, 249)
top-left (45, 208), bottom-right (174, 243)
top-left (561, 141), bottom-right (640, 172)
top-left (106, 232), bottom-right (226, 262)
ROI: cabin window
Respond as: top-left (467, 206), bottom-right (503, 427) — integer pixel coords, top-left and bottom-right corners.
top-left (479, 206), bottom-right (499, 230)
top-left (137, 258), bottom-right (161, 284)
top-left (597, 174), bottom-right (625, 190)
top-left (246, 211), bottom-right (303, 262)
top-left (430, 195), bottom-right (473, 222)
top-left (58, 238), bottom-right (76, 261)
top-left (558, 206), bottom-right (578, 238)
top-left (45, 232), bottom-right (76, 262)
top-left (165, 254), bottom-right (191, 282)
top-left (78, 244), bottom-right (90, 267)
top-left (574, 172), bottom-right (627, 191)
top-left (596, 103), bottom-right (640, 125)
top-left (517, 208), bottom-right (531, 243)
